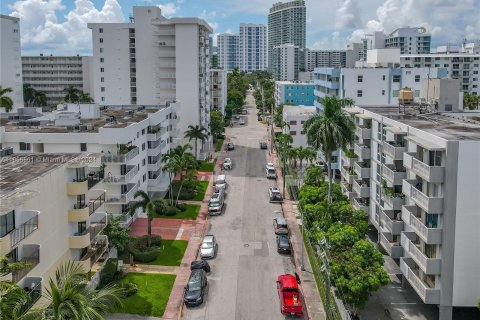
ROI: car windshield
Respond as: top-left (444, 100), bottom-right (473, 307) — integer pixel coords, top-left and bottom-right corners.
top-left (268, 169), bottom-right (275, 173)
top-left (209, 201), bottom-right (220, 207)
top-left (188, 281), bottom-right (201, 291)
top-left (202, 241), bottom-right (213, 249)
top-left (279, 237), bottom-right (289, 246)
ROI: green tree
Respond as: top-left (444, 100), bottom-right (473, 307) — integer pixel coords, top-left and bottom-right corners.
top-left (303, 95), bottom-right (355, 202)
top-left (162, 149), bottom-right (180, 206)
top-left (63, 85), bottom-right (80, 103)
top-left (464, 91), bottom-right (480, 110)
top-left (184, 125), bottom-right (208, 158)
top-left (78, 91), bottom-right (93, 103)
top-left (0, 86), bottom-right (14, 112)
top-left (227, 90), bottom-right (245, 113)
top-left (102, 215), bottom-right (131, 252)
top-left (303, 166), bottom-right (324, 186)
top-left (23, 84), bottom-right (36, 107)
top-left (32, 91), bottom-right (47, 107)
top-left (209, 109), bottom-right (224, 139)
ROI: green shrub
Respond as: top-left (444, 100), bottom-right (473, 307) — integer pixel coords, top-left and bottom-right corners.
top-left (122, 282), bottom-right (138, 297)
top-left (164, 206), bottom-right (180, 216)
top-left (128, 236), bottom-right (162, 263)
top-left (175, 203), bottom-right (187, 211)
top-left (100, 258), bottom-right (118, 286)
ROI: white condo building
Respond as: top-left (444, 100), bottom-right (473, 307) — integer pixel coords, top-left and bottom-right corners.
top-left (87, 6), bottom-right (212, 149)
top-left (0, 153), bottom-right (109, 310)
top-left (209, 69), bottom-right (227, 115)
top-left (0, 102), bottom-right (179, 226)
top-left (217, 33), bottom-right (239, 71)
top-left (340, 104), bottom-right (480, 320)
top-left (0, 14), bottom-right (24, 111)
top-left (273, 44), bottom-right (302, 81)
top-left (282, 105), bottom-right (316, 147)
top-left (304, 49), bottom-right (346, 71)
top-left (22, 55), bottom-right (93, 106)
top-left (238, 23), bottom-right (267, 72)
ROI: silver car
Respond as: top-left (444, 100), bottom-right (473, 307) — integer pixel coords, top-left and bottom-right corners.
top-left (200, 235), bottom-right (217, 259)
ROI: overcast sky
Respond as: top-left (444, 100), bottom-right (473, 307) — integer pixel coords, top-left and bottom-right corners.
top-left (1, 0), bottom-right (479, 55)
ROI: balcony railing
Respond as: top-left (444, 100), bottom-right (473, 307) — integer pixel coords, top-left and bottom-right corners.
top-left (341, 182), bottom-right (356, 200)
top-left (402, 205), bottom-right (442, 244)
top-left (405, 238), bottom-right (441, 274)
top-left (81, 235), bottom-right (108, 268)
top-left (88, 192), bottom-right (105, 216)
top-left (354, 144), bottom-right (371, 160)
top-left (382, 164), bottom-right (406, 185)
top-left (382, 141), bottom-right (406, 160)
top-left (101, 147), bottom-right (139, 163)
top-left (400, 258), bottom-right (440, 304)
top-left (353, 198), bottom-right (370, 214)
top-left (340, 166), bottom-right (356, 184)
top-left (411, 186), bottom-right (443, 213)
top-left (105, 183), bottom-right (138, 204)
top-left (103, 166), bottom-right (138, 184)
top-left (383, 193), bottom-right (405, 210)
top-left (354, 161), bottom-right (371, 179)
top-left (12, 246), bottom-right (40, 283)
top-left (411, 157), bottom-right (445, 183)
top-left (353, 179), bottom-right (370, 198)
top-left (20, 279), bottom-right (42, 313)
top-left (11, 214), bottom-right (39, 248)
top-left (380, 209), bottom-right (403, 235)
top-left (90, 216), bottom-right (107, 241)
top-left (355, 126), bottom-right (372, 140)
top-left (379, 233), bottom-right (403, 258)
top-left (147, 130), bottom-right (162, 141)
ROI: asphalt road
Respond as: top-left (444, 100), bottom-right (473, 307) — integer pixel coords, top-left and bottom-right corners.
top-left (183, 93), bottom-right (300, 320)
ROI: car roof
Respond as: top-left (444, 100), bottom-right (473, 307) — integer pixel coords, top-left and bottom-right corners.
top-left (270, 187), bottom-right (280, 192)
top-left (189, 269), bottom-right (205, 281)
top-left (224, 158), bottom-right (231, 161)
top-left (278, 274), bottom-right (298, 288)
top-left (274, 217), bottom-right (287, 224)
top-left (217, 174), bottom-right (226, 180)
top-left (203, 235), bottom-right (214, 242)
top-left (211, 193), bottom-right (220, 199)
top-left (267, 162), bottom-right (274, 166)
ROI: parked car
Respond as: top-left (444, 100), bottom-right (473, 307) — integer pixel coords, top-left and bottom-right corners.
top-left (259, 141), bottom-right (268, 149)
top-left (239, 118), bottom-right (246, 125)
top-left (214, 174), bottom-right (227, 190)
top-left (241, 108), bottom-right (247, 115)
top-left (269, 187), bottom-right (283, 203)
top-left (266, 163), bottom-right (277, 179)
top-left (276, 235), bottom-right (291, 254)
top-left (214, 183), bottom-right (226, 195)
top-left (184, 269), bottom-right (208, 307)
top-left (223, 158), bottom-right (233, 170)
top-left (273, 217), bottom-right (289, 235)
top-left (226, 143), bottom-right (235, 151)
top-left (276, 274), bottom-right (303, 317)
top-left (234, 115), bottom-right (240, 120)
top-left (190, 260), bottom-right (211, 273)
top-left (200, 235), bottom-right (217, 259)
top-left (208, 192), bottom-right (225, 216)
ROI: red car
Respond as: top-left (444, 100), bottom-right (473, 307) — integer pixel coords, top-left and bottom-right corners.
top-left (276, 274), bottom-right (303, 317)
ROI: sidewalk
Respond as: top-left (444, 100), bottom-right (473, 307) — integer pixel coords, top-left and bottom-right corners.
top-left (267, 137), bottom-right (326, 320)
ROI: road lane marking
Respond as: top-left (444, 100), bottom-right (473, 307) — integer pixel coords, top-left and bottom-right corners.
top-left (175, 228), bottom-right (184, 240)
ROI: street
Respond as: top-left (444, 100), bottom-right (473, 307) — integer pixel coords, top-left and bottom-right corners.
top-left (183, 93), bottom-right (301, 320)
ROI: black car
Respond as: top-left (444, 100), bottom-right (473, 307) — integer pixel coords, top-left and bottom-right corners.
top-left (260, 141), bottom-right (268, 149)
top-left (184, 269), bottom-right (208, 307)
top-left (226, 143), bottom-right (234, 151)
top-left (191, 260), bottom-right (211, 273)
top-left (276, 235), bottom-right (291, 254)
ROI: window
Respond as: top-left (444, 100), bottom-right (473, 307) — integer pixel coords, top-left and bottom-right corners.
top-left (100, 57), bottom-right (104, 63)
top-left (415, 75), bottom-right (420, 82)
top-left (101, 77), bottom-right (104, 82)
top-left (429, 150), bottom-right (442, 166)
top-left (382, 90), bottom-right (385, 95)
top-left (406, 71), bottom-right (411, 75)
top-left (99, 38), bottom-right (103, 43)
top-left (99, 28), bottom-right (103, 33)
top-left (142, 143), bottom-right (145, 151)
top-left (393, 75), bottom-right (401, 82)
top-left (290, 131), bottom-right (296, 135)
top-left (80, 143), bottom-right (87, 152)
top-left (19, 142), bottom-right (31, 151)
top-left (142, 158), bottom-right (146, 166)
top-left (357, 90), bottom-right (363, 97)
top-left (100, 67), bottom-right (104, 73)
top-left (0, 211), bottom-right (15, 238)
top-left (99, 48), bottom-right (103, 53)
top-left (444, 64), bottom-right (449, 67)
top-left (382, 75), bottom-right (386, 80)
top-left (101, 87), bottom-right (105, 92)
top-left (101, 97), bottom-right (105, 102)
top-left (143, 174), bottom-right (146, 182)
top-left (392, 90), bottom-right (399, 97)
top-left (289, 120), bottom-right (297, 125)
top-left (357, 75), bottom-right (363, 82)
top-left (142, 129), bottom-right (145, 135)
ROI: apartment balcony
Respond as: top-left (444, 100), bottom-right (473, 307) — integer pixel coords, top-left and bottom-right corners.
top-left (157, 83), bottom-right (176, 90)
top-left (354, 144), bottom-right (371, 160)
top-left (69, 229), bottom-right (91, 249)
top-left (382, 164), bottom-right (406, 186)
top-left (355, 126), bottom-right (372, 140)
top-left (18, 277), bottom-right (42, 312)
top-left (340, 166), bottom-right (356, 184)
top-left (341, 181), bottom-right (356, 200)
top-left (153, 29), bottom-right (175, 36)
top-left (11, 245), bottom-right (40, 283)
top-left (354, 161), bottom-right (371, 179)
top-left (66, 179), bottom-right (88, 196)
top-left (105, 183), bottom-right (138, 204)
top-left (383, 191), bottom-right (405, 210)
top-left (89, 213), bottom-right (107, 241)
top-left (158, 73), bottom-right (176, 79)
top-left (400, 258), bottom-right (440, 304)
top-left (79, 235), bottom-right (108, 271)
top-left (103, 166), bottom-right (138, 184)
top-left (148, 160), bottom-right (162, 172)
top-left (156, 62), bottom-right (176, 68)
top-left (404, 237), bottom-right (441, 274)
top-left (101, 147), bottom-right (139, 163)
top-left (68, 205), bottom-right (89, 222)
top-left (118, 213), bottom-right (134, 228)
top-left (352, 198), bottom-right (370, 214)
top-left (411, 157), bottom-right (445, 183)
top-left (383, 141), bottom-right (406, 160)
top-left (402, 205), bottom-right (442, 244)
top-left (147, 143), bottom-right (162, 156)
top-left (147, 130), bottom-right (162, 141)
top-left (341, 151), bottom-right (357, 167)
top-left (379, 233), bottom-right (403, 258)
top-left (353, 179), bottom-right (370, 198)
top-left (10, 211), bottom-right (39, 248)
top-left (380, 209), bottom-right (403, 235)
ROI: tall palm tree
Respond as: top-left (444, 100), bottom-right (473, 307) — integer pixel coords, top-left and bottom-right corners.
top-left (63, 86), bottom-right (80, 103)
top-left (41, 261), bottom-right (123, 319)
top-left (23, 84), bottom-right (36, 107)
top-left (130, 190), bottom-right (166, 247)
top-left (162, 150), bottom-right (180, 206)
top-left (184, 125), bottom-right (208, 158)
top-left (274, 133), bottom-right (293, 195)
top-left (287, 147), bottom-right (299, 168)
top-left (304, 95), bottom-right (355, 202)
top-left (0, 86), bottom-right (14, 112)
top-left (32, 91), bottom-right (47, 107)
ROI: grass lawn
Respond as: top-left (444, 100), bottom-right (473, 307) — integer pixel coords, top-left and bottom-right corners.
top-left (154, 204), bottom-right (200, 220)
top-left (144, 240), bottom-right (188, 266)
top-left (115, 273), bottom-right (176, 317)
top-left (198, 161), bottom-right (214, 172)
top-left (193, 181), bottom-right (209, 201)
top-left (215, 138), bottom-right (224, 152)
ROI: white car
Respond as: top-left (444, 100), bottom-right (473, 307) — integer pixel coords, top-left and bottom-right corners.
top-left (266, 163), bottom-right (277, 179)
top-left (223, 158), bottom-right (233, 170)
top-left (239, 119), bottom-right (246, 125)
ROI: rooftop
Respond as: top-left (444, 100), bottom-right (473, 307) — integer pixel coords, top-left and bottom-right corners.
top-left (283, 105), bottom-right (316, 116)
top-left (360, 106), bottom-right (480, 141)
top-left (1, 105), bottom-right (166, 133)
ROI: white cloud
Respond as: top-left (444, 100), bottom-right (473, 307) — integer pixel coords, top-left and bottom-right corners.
top-left (157, 3), bottom-right (179, 17)
top-left (335, 0), bottom-right (362, 29)
top-left (311, 32), bottom-right (349, 50)
top-left (10, 0), bottom-right (124, 55)
top-left (208, 21), bottom-right (219, 30)
top-left (199, 10), bottom-right (216, 21)
top-left (176, 0), bottom-right (185, 3)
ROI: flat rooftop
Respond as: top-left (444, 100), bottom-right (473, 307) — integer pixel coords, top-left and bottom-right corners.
top-left (361, 106), bottom-right (480, 141)
top-left (283, 105), bottom-right (316, 116)
top-left (1, 106), bottom-right (164, 133)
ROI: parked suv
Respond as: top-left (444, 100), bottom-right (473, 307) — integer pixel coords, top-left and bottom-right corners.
top-left (273, 217), bottom-right (289, 235)
top-left (266, 163), bottom-right (277, 179)
top-left (269, 187), bottom-right (283, 203)
top-left (184, 269), bottom-right (208, 306)
top-left (200, 235), bottom-right (218, 259)
top-left (208, 192), bottom-right (225, 216)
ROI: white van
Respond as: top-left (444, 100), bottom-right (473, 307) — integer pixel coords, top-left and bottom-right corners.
top-left (214, 174), bottom-right (227, 190)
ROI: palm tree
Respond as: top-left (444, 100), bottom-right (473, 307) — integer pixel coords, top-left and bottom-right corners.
top-left (130, 190), bottom-right (167, 247)
top-left (287, 147), bottom-right (299, 168)
top-left (184, 125), bottom-right (208, 158)
top-left (63, 86), bottom-right (80, 103)
top-left (304, 95), bottom-right (355, 202)
top-left (274, 133), bottom-right (293, 195)
top-left (32, 91), bottom-right (47, 107)
top-left (79, 91), bottom-right (93, 103)
top-left (162, 150), bottom-right (180, 206)
top-left (41, 261), bottom-right (123, 319)
top-left (0, 86), bottom-right (14, 112)
top-left (23, 84), bottom-right (36, 107)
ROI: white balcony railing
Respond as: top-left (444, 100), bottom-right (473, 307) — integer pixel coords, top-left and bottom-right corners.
top-left (105, 184), bottom-right (138, 204)
top-left (355, 126), bottom-right (372, 140)
top-left (411, 157), bottom-right (445, 183)
top-left (354, 162), bottom-right (371, 179)
top-left (382, 164), bottom-right (406, 185)
top-left (380, 233), bottom-right (403, 258)
top-left (353, 180), bottom-right (370, 198)
top-left (380, 209), bottom-right (403, 235)
top-left (382, 141), bottom-right (406, 160)
top-left (411, 186), bottom-right (443, 213)
top-left (402, 206), bottom-right (442, 244)
top-left (103, 166), bottom-right (138, 184)
top-left (405, 238), bottom-right (441, 274)
top-left (354, 144), bottom-right (371, 160)
top-left (400, 258), bottom-right (440, 304)
top-left (101, 147), bottom-right (139, 163)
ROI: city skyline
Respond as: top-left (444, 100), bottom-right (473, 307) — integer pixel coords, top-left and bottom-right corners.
top-left (0, 0), bottom-right (478, 55)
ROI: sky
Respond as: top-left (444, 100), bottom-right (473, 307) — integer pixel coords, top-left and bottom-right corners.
top-left (1, 0), bottom-right (479, 55)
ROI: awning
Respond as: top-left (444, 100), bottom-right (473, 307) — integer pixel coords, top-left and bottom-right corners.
top-left (405, 135), bottom-right (445, 150)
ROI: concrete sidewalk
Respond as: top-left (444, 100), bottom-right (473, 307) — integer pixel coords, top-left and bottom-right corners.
top-left (267, 136), bottom-right (326, 320)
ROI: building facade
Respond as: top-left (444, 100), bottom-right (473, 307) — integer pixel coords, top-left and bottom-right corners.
top-left (217, 33), bottom-right (239, 71)
top-left (273, 44), bottom-right (303, 81)
top-left (275, 81), bottom-right (315, 106)
top-left (268, 1), bottom-right (306, 80)
top-left (304, 49), bottom-right (347, 71)
top-left (0, 15), bottom-right (24, 111)
top-left (281, 105), bottom-right (315, 147)
top-left (210, 69), bottom-right (228, 115)
top-left (340, 105), bottom-right (480, 320)
top-left (88, 6), bottom-right (212, 147)
top-left (238, 23), bottom-right (267, 72)
top-left (21, 55), bottom-right (93, 106)
top-left (0, 153), bottom-right (109, 310)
